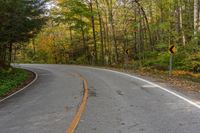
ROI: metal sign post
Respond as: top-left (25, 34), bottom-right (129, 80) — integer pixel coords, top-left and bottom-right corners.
top-left (169, 45), bottom-right (176, 76)
top-left (124, 49), bottom-right (129, 70)
top-left (169, 53), bottom-right (173, 75)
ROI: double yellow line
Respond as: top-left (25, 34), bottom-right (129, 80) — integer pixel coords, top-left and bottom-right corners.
top-left (66, 74), bottom-right (89, 133)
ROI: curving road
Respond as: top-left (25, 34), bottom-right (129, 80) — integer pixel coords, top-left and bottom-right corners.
top-left (0, 64), bottom-right (200, 133)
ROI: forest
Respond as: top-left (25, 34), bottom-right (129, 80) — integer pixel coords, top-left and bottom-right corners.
top-left (1, 0), bottom-right (200, 73)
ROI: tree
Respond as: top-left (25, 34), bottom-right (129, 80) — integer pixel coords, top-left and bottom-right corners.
top-left (17, 0), bottom-right (200, 72)
top-left (194, 0), bottom-right (198, 35)
top-left (57, 0), bottom-right (92, 63)
top-left (0, 0), bottom-right (48, 68)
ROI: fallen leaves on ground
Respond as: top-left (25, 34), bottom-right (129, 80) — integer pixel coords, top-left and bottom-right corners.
top-left (105, 67), bottom-right (200, 93)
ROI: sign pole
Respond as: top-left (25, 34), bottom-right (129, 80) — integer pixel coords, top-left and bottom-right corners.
top-left (169, 45), bottom-right (176, 76)
top-left (169, 53), bottom-right (173, 76)
top-left (124, 49), bottom-right (129, 70)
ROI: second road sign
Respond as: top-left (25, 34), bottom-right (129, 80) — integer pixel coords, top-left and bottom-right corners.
top-left (169, 45), bottom-right (176, 54)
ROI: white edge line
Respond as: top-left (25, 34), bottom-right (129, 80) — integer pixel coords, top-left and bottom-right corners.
top-left (85, 66), bottom-right (200, 109)
top-left (0, 69), bottom-right (38, 103)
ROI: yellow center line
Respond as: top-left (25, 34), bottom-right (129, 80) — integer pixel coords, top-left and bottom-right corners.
top-left (66, 73), bottom-right (88, 133)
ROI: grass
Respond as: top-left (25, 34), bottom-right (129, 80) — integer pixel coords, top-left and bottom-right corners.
top-left (171, 70), bottom-right (200, 83)
top-left (0, 68), bottom-right (29, 97)
top-left (179, 74), bottom-right (200, 83)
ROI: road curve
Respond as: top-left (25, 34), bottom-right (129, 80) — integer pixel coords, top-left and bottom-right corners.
top-left (0, 64), bottom-right (200, 133)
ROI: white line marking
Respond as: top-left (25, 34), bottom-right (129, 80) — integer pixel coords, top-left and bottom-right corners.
top-left (85, 66), bottom-right (200, 109)
top-left (0, 69), bottom-right (38, 103)
top-left (142, 85), bottom-right (157, 88)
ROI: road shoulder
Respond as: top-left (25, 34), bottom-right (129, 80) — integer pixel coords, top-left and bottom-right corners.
top-left (0, 68), bottom-right (36, 102)
top-left (102, 67), bottom-right (200, 103)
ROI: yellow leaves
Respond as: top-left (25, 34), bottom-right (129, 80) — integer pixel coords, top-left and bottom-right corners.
top-left (172, 70), bottom-right (200, 79)
top-left (172, 70), bottom-right (188, 76)
top-left (56, 0), bottom-right (64, 4)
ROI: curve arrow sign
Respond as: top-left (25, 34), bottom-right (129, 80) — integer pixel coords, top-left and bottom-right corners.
top-left (169, 45), bottom-right (176, 54)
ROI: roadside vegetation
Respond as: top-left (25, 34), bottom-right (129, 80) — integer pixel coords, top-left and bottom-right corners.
top-left (0, 68), bottom-right (29, 97)
top-left (0, 0), bottom-right (48, 68)
top-left (0, 0), bottom-right (48, 96)
top-left (15, 0), bottom-right (200, 83)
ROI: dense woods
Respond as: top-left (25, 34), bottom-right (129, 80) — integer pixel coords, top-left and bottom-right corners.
top-left (1, 0), bottom-right (200, 73)
top-left (0, 0), bottom-right (48, 68)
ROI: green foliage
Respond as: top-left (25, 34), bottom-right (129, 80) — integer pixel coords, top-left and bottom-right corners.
top-left (159, 22), bottom-right (170, 31)
top-left (143, 52), bottom-right (169, 70)
top-left (142, 43), bottom-right (200, 73)
top-left (0, 0), bottom-right (48, 43)
top-left (180, 44), bottom-right (200, 72)
top-left (0, 68), bottom-right (28, 96)
top-left (0, 0), bottom-right (49, 67)
top-left (155, 42), bottom-right (168, 51)
top-left (0, 67), bottom-right (13, 74)
top-left (75, 55), bottom-right (87, 64)
top-left (57, 0), bottom-right (91, 32)
top-left (14, 0), bottom-right (200, 75)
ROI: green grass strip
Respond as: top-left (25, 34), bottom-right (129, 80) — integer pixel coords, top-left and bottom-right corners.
top-left (0, 68), bottom-right (29, 97)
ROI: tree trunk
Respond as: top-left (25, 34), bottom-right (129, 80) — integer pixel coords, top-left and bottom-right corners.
top-left (0, 44), bottom-right (6, 68)
top-left (104, 11), bottom-right (112, 65)
top-left (95, 0), bottom-right (104, 65)
top-left (69, 24), bottom-right (74, 61)
top-left (80, 16), bottom-right (88, 63)
top-left (32, 38), bottom-right (36, 55)
top-left (179, 0), bottom-right (186, 45)
top-left (9, 43), bottom-right (12, 65)
top-left (194, 0), bottom-right (198, 35)
top-left (89, 0), bottom-right (98, 64)
top-left (110, 11), bottom-right (119, 63)
top-left (135, 0), bottom-right (153, 50)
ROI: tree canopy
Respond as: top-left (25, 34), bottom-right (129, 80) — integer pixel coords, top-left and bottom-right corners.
top-left (0, 0), bottom-right (49, 67)
top-left (1, 0), bottom-right (200, 73)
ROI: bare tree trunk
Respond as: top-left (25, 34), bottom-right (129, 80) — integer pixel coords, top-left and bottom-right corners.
top-left (102, 18), bottom-right (107, 64)
top-left (179, 0), bottom-right (186, 45)
top-left (80, 16), bottom-right (88, 63)
top-left (135, 0), bottom-right (153, 50)
top-left (32, 38), bottom-right (36, 55)
top-left (105, 11), bottom-right (112, 65)
top-left (95, 0), bottom-right (104, 65)
top-left (140, 10), bottom-right (145, 61)
top-left (0, 44), bottom-right (6, 68)
top-left (106, 0), bottom-right (119, 63)
top-left (68, 24), bottom-right (74, 61)
top-left (132, 3), bottom-right (138, 56)
top-left (199, 0), bottom-right (200, 32)
top-left (110, 11), bottom-right (119, 63)
top-left (9, 44), bottom-right (12, 64)
top-left (138, 9), bottom-right (142, 66)
top-left (194, 0), bottom-right (198, 35)
top-left (89, 0), bottom-right (98, 64)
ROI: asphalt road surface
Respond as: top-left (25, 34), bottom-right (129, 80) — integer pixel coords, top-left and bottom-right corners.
top-left (0, 64), bottom-right (200, 133)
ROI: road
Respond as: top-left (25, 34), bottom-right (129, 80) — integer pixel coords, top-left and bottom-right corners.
top-left (0, 64), bottom-right (200, 133)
